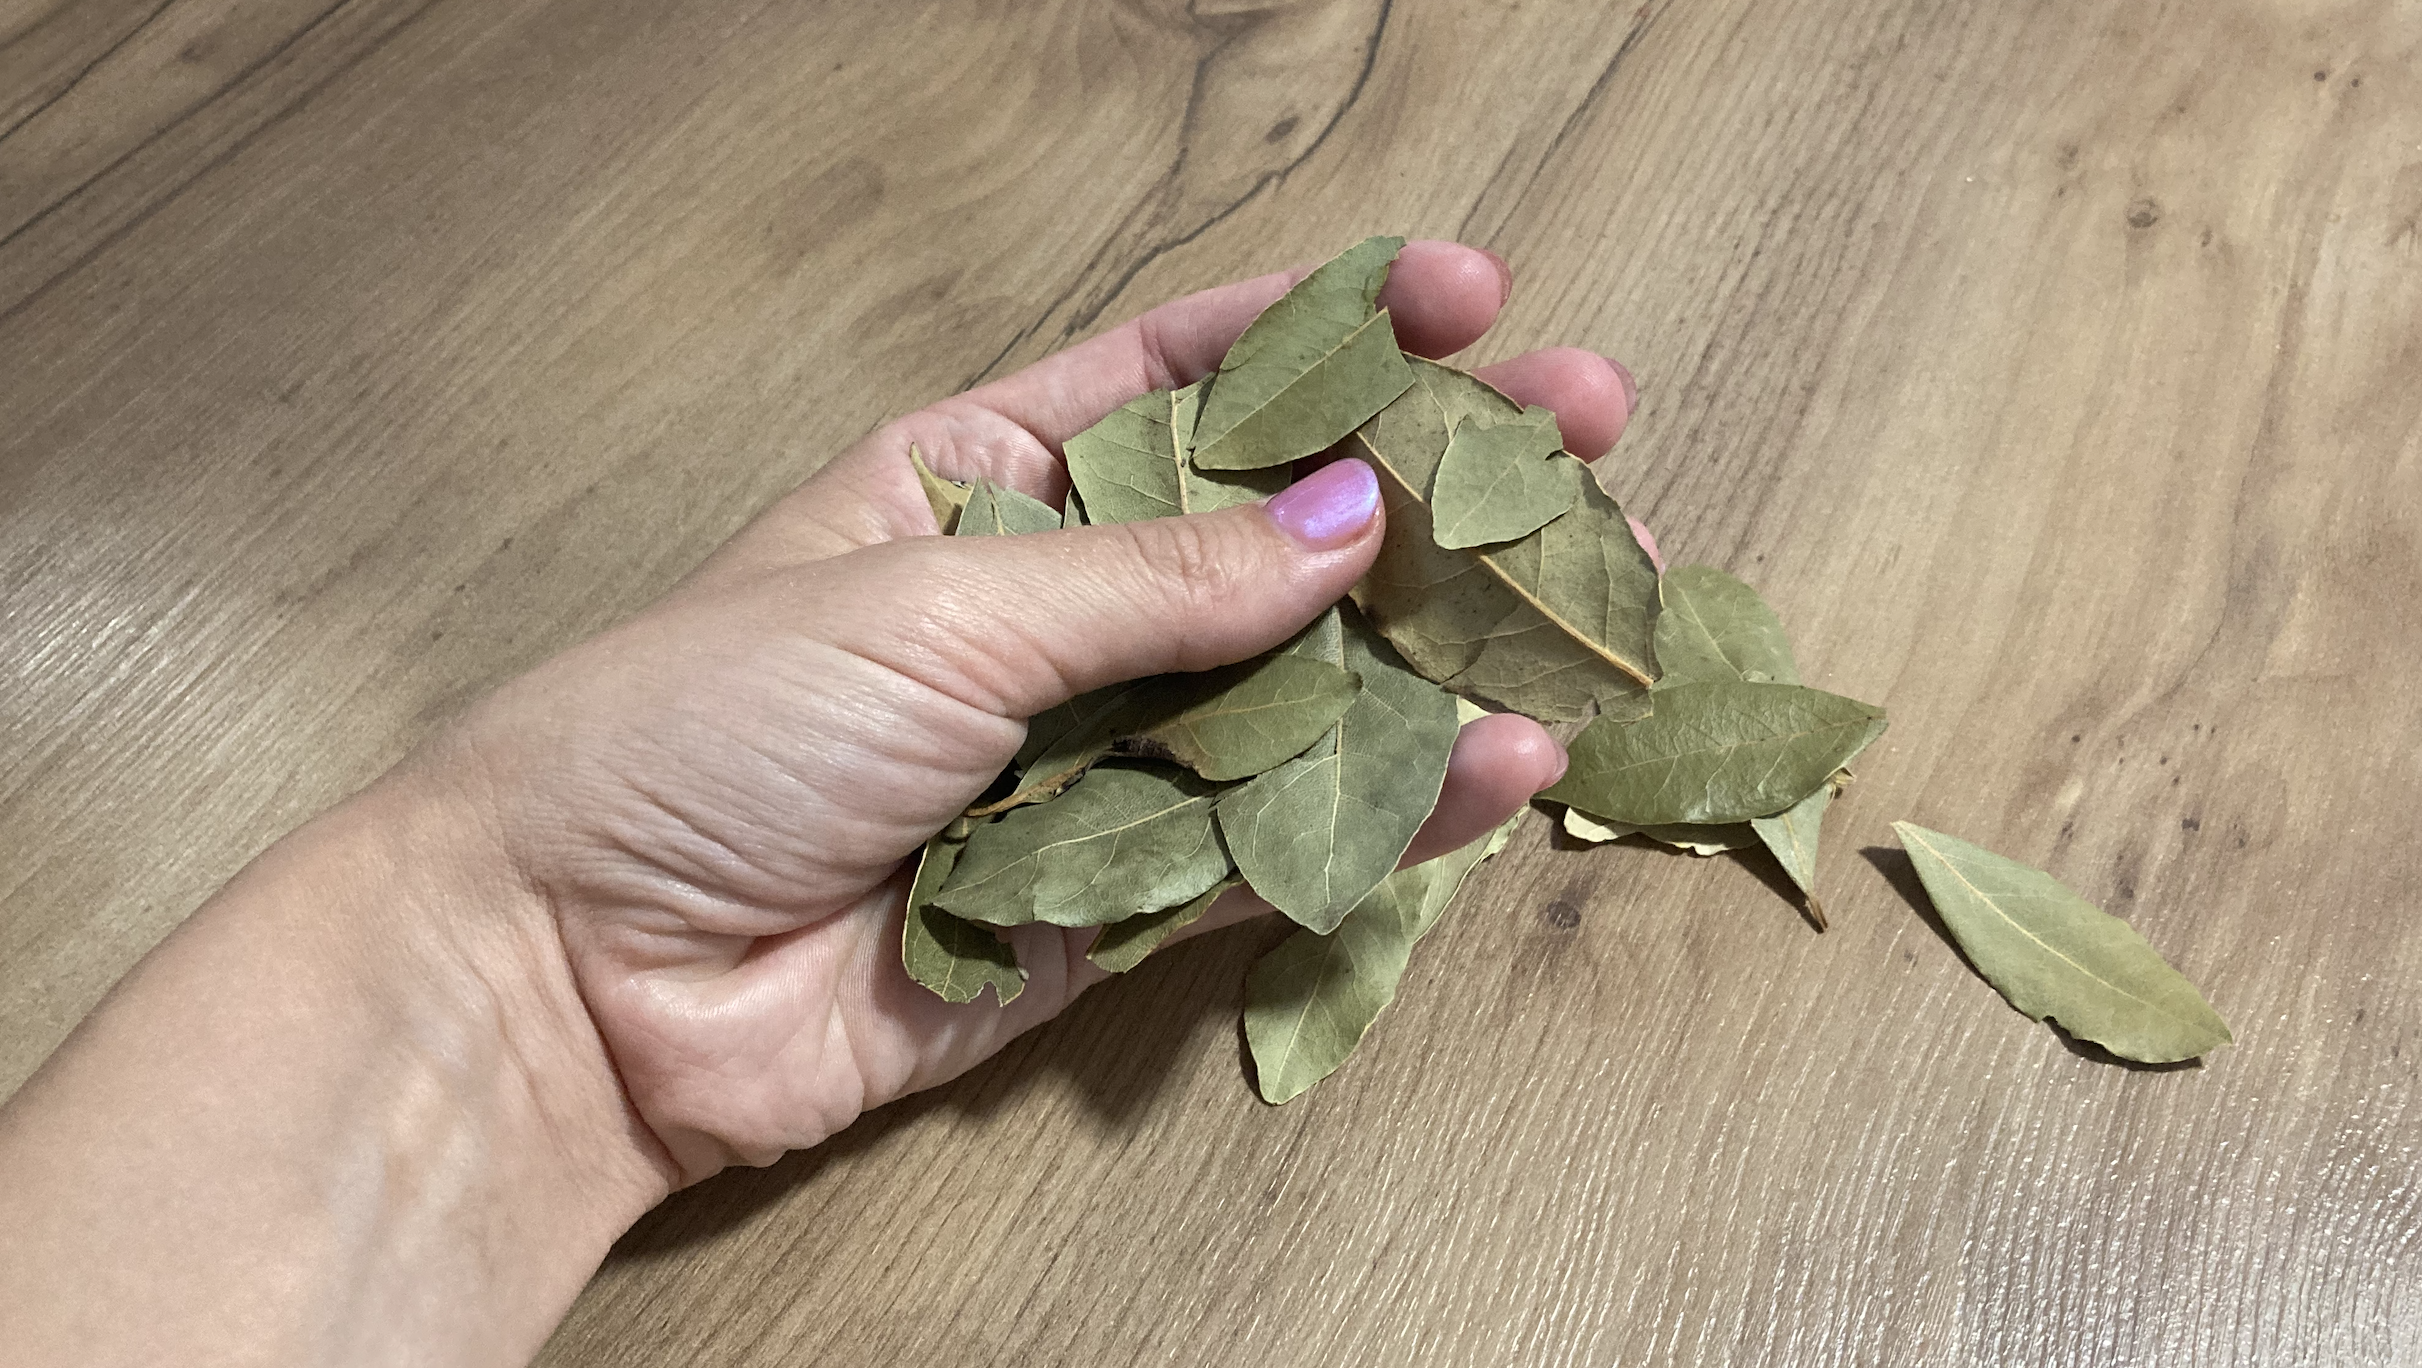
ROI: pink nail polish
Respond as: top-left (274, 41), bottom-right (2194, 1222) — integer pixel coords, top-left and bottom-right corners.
top-left (1626, 514), bottom-right (1666, 573)
top-left (1266, 459), bottom-right (1380, 549)
top-left (1602, 355), bottom-right (1639, 414)
top-left (1481, 248), bottom-right (1514, 306)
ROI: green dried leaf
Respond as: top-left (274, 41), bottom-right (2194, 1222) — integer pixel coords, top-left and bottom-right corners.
top-left (1560, 805), bottom-right (1757, 856)
top-left (1062, 487), bottom-right (1087, 528)
top-left (980, 655), bottom-right (1357, 815)
top-left (1125, 655), bottom-right (1359, 781)
top-left (1064, 383), bottom-right (1285, 521)
top-left (1218, 604), bottom-right (1460, 933)
top-left (1246, 812), bottom-right (1520, 1104)
top-left (957, 477), bottom-right (1063, 537)
top-left (1191, 237), bottom-right (1416, 471)
top-left (987, 683), bottom-right (1151, 815)
top-left (901, 820), bottom-right (1026, 1005)
top-left (909, 444), bottom-right (971, 535)
top-left (1894, 823), bottom-right (2232, 1063)
top-left (1653, 565), bottom-right (1800, 687)
top-left (1750, 775), bottom-right (1839, 929)
top-left (1349, 359), bottom-right (1659, 722)
top-left (1428, 405), bottom-right (1584, 549)
top-left (1086, 875), bottom-right (1237, 975)
top-left (936, 763), bottom-right (1230, 928)
top-left (1543, 681), bottom-right (1886, 825)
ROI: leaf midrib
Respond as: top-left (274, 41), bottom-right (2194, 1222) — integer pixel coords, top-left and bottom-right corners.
top-left (1358, 425), bottom-right (1656, 688)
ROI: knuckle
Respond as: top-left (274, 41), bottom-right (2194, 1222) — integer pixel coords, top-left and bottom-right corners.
top-left (1120, 514), bottom-right (1248, 620)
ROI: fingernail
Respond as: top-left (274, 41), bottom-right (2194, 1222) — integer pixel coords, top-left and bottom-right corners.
top-left (1602, 355), bottom-right (1638, 414)
top-left (1266, 458), bottom-right (1380, 549)
top-left (1481, 248), bottom-right (1514, 307)
top-left (1626, 514), bottom-right (1666, 573)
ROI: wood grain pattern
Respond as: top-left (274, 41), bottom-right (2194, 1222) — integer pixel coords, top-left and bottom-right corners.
top-left (5, 1), bottom-right (2418, 1363)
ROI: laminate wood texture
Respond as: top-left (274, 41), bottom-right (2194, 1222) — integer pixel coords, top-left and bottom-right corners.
top-left (5, 1), bottom-right (2417, 1363)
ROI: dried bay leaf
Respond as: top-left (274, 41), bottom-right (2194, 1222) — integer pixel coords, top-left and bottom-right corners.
top-left (1349, 359), bottom-right (1658, 722)
top-left (1894, 823), bottom-right (2232, 1063)
top-left (1062, 488), bottom-right (1087, 528)
top-left (1245, 812), bottom-right (1520, 1104)
top-left (980, 653), bottom-right (1357, 814)
top-left (998, 683), bottom-right (1136, 810)
top-left (1124, 654), bottom-right (1359, 781)
top-left (901, 819), bottom-right (1026, 1005)
top-left (1086, 875), bottom-right (1238, 975)
top-left (958, 477), bottom-right (1063, 538)
top-left (1064, 382), bottom-right (1285, 522)
top-left (1560, 805), bottom-right (1758, 856)
top-left (936, 762), bottom-right (1231, 928)
top-left (1749, 773), bottom-right (1843, 930)
top-left (1543, 681), bottom-right (1886, 825)
top-left (1654, 565), bottom-right (1799, 687)
top-left (1427, 405), bottom-right (1584, 549)
top-left (1218, 604), bottom-right (1460, 934)
top-left (1191, 236), bottom-right (1415, 471)
top-left (909, 444), bottom-right (971, 535)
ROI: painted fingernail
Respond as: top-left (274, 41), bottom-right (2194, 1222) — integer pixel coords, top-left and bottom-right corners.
top-left (1481, 248), bottom-right (1514, 307)
top-left (1266, 458), bottom-right (1380, 549)
top-left (1626, 514), bottom-right (1666, 573)
top-left (1602, 355), bottom-right (1639, 414)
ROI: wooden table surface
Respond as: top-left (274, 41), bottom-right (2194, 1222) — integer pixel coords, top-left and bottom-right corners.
top-left (6, 1), bottom-right (2418, 1362)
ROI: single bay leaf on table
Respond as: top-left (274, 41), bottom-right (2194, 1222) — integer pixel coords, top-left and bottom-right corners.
top-left (1894, 823), bottom-right (2232, 1063)
top-left (1427, 405), bottom-right (1584, 549)
top-left (1653, 565), bottom-right (1800, 687)
top-left (1218, 604), bottom-right (1460, 934)
top-left (957, 477), bottom-right (1063, 538)
top-left (901, 818), bottom-right (1026, 1005)
top-left (1190, 236), bottom-right (1416, 471)
top-left (1063, 382), bottom-right (1286, 522)
top-left (1560, 805), bottom-right (1758, 856)
top-left (977, 653), bottom-right (1357, 815)
top-left (936, 762), bottom-right (1231, 928)
top-left (1542, 680), bottom-right (1886, 825)
top-left (1245, 812), bottom-right (1521, 1104)
top-left (1749, 772), bottom-right (1843, 930)
top-left (909, 445), bottom-right (971, 535)
top-left (1349, 358), bottom-right (1659, 723)
top-left (1086, 875), bottom-right (1239, 975)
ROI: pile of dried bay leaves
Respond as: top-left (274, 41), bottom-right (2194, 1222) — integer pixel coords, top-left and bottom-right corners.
top-left (903, 237), bottom-right (2230, 1103)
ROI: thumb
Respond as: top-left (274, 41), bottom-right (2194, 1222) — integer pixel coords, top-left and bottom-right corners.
top-left (851, 458), bottom-right (1385, 719)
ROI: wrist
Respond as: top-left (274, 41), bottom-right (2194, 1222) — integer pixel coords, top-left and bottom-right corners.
top-left (307, 759), bottom-right (683, 1220)
top-left (0, 753), bottom-right (674, 1365)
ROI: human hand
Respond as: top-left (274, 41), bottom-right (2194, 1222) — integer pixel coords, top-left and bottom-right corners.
top-left (411, 242), bottom-right (1644, 1184)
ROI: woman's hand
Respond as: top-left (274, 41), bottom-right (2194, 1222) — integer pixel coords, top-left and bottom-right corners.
top-left (0, 241), bottom-right (1646, 1367)
top-left (412, 241), bottom-right (1645, 1183)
